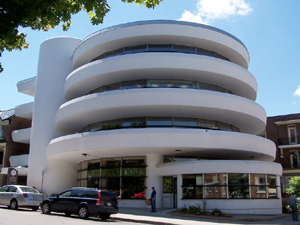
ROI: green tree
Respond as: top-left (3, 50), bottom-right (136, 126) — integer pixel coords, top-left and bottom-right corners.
top-left (0, 0), bottom-right (163, 73)
top-left (286, 176), bottom-right (300, 197)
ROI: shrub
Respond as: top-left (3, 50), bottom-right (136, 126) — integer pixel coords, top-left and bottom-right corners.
top-left (177, 205), bottom-right (188, 213)
top-left (211, 208), bottom-right (222, 216)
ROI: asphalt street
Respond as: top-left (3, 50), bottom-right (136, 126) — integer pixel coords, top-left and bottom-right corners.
top-left (0, 206), bottom-right (299, 225)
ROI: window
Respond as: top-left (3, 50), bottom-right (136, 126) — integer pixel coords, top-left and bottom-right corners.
top-left (105, 48), bottom-right (123, 58)
top-left (0, 151), bottom-right (3, 166)
top-left (250, 174), bottom-right (266, 198)
top-left (124, 45), bottom-right (147, 54)
top-left (290, 150), bottom-right (299, 168)
top-left (0, 186), bottom-right (8, 192)
top-left (147, 80), bottom-right (172, 88)
top-left (173, 80), bottom-right (197, 89)
top-left (173, 45), bottom-right (195, 54)
top-left (148, 44), bottom-right (172, 52)
top-left (0, 126), bottom-right (3, 139)
top-left (19, 187), bottom-right (39, 193)
top-left (198, 119), bottom-right (217, 129)
top-left (174, 117), bottom-right (197, 128)
top-left (267, 175), bottom-right (277, 198)
top-left (105, 82), bottom-right (123, 91)
top-left (288, 125), bottom-right (297, 144)
top-left (84, 190), bottom-right (98, 198)
top-left (182, 175), bottom-right (203, 199)
top-left (70, 190), bottom-right (84, 197)
top-left (228, 174), bottom-right (249, 199)
top-left (122, 118), bottom-right (146, 128)
top-left (204, 174), bottom-right (227, 198)
top-left (59, 190), bottom-right (72, 198)
top-left (163, 177), bottom-right (173, 193)
top-left (87, 160), bottom-right (100, 188)
top-left (8, 186), bottom-right (17, 192)
top-left (123, 80), bottom-right (146, 89)
top-left (102, 119), bottom-right (122, 130)
top-left (78, 158), bottom-right (146, 199)
top-left (196, 47), bottom-right (214, 56)
top-left (147, 117), bottom-right (172, 127)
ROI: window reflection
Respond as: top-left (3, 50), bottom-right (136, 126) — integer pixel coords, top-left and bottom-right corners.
top-left (91, 44), bottom-right (230, 62)
top-left (81, 117), bottom-right (240, 133)
top-left (87, 79), bottom-right (233, 95)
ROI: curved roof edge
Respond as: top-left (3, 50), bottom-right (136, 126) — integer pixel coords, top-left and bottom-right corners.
top-left (73, 20), bottom-right (248, 56)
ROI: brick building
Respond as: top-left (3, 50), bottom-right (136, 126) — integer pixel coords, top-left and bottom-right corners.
top-left (265, 113), bottom-right (300, 201)
top-left (0, 109), bottom-right (31, 185)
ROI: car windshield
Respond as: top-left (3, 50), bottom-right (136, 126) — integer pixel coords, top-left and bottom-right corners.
top-left (20, 187), bottom-right (39, 193)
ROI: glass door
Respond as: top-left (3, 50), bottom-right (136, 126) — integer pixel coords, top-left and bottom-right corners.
top-left (173, 177), bottom-right (177, 208)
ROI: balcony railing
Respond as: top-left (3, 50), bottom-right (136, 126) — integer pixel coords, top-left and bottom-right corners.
top-left (278, 136), bottom-right (300, 146)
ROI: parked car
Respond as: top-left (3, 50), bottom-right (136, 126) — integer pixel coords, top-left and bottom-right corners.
top-left (0, 185), bottom-right (43, 211)
top-left (133, 191), bottom-right (145, 198)
top-left (41, 187), bottom-right (118, 220)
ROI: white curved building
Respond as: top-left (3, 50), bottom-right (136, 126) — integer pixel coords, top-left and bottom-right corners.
top-left (19, 20), bottom-right (282, 214)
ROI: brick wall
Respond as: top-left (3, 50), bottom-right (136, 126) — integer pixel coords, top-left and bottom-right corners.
top-left (1, 115), bottom-right (31, 167)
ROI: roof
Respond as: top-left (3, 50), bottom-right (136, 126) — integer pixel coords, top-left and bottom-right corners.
top-left (0, 109), bottom-right (15, 120)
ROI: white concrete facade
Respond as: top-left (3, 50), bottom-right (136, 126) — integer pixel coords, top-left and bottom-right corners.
top-left (17, 20), bottom-right (282, 214)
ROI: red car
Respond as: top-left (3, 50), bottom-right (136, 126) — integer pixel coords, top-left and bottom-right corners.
top-left (133, 191), bottom-right (145, 199)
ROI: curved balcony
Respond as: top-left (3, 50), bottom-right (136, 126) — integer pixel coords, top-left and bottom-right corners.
top-left (157, 160), bottom-right (282, 177)
top-left (11, 128), bottom-right (31, 144)
top-left (73, 20), bottom-right (249, 70)
top-left (56, 88), bottom-right (266, 135)
top-left (15, 102), bottom-right (33, 120)
top-left (17, 76), bottom-right (36, 97)
top-left (46, 128), bottom-right (276, 163)
top-left (66, 53), bottom-right (257, 100)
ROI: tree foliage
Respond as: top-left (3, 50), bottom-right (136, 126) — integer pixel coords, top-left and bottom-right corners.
top-left (286, 176), bottom-right (300, 197)
top-left (0, 0), bottom-right (163, 73)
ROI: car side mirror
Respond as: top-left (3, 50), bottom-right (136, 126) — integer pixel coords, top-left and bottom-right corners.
top-left (56, 194), bottom-right (59, 198)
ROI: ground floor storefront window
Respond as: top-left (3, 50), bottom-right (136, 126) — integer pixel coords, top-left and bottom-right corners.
top-left (181, 173), bottom-right (278, 199)
top-left (77, 157), bottom-right (146, 199)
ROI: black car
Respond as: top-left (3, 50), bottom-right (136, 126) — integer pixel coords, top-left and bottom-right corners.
top-left (41, 188), bottom-right (118, 220)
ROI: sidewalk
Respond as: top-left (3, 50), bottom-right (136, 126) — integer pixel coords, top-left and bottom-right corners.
top-left (110, 207), bottom-right (297, 225)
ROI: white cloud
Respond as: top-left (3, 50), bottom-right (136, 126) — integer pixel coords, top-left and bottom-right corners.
top-left (179, 0), bottom-right (252, 24)
top-left (180, 10), bottom-right (206, 24)
top-left (293, 85), bottom-right (300, 97)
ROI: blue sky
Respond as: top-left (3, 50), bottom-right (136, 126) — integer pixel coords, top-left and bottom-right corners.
top-left (1, 0), bottom-right (299, 117)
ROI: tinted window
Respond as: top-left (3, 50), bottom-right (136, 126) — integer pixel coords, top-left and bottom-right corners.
top-left (0, 186), bottom-right (8, 192)
top-left (8, 186), bottom-right (17, 192)
top-left (124, 45), bottom-right (147, 54)
top-left (70, 190), bottom-right (84, 197)
top-left (20, 187), bottom-right (39, 193)
top-left (148, 44), bottom-right (172, 52)
top-left (173, 45), bottom-right (195, 54)
top-left (101, 191), bottom-right (116, 201)
top-left (84, 190), bottom-right (99, 199)
top-left (59, 190), bottom-right (72, 198)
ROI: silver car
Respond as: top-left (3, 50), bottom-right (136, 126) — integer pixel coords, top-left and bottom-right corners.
top-left (0, 185), bottom-right (43, 211)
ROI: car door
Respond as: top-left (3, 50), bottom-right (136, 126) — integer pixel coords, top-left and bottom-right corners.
top-left (0, 186), bottom-right (9, 205)
top-left (67, 190), bottom-right (85, 213)
top-left (51, 190), bottom-right (72, 212)
top-left (6, 186), bottom-right (18, 206)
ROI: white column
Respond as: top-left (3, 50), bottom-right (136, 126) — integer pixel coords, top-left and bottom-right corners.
top-left (146, 154), bottom-right (163, 208)
top-left (27, 37), bottom-right (81, 194)
top-left (177, 174), bottom-right (183, 208)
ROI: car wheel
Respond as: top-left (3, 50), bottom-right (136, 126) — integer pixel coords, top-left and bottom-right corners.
top-left (100, 213), bottom-right (110, 221)
top-left (31, 206), bottom-right (39, 211)
top-left (10, 200), bottom-right (18, 210)
top-left (42, 202), bottom-right (51, 214)
top-left (78, 205), bottom-right (89, 219)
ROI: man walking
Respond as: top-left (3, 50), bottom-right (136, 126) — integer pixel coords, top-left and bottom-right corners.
top-left (288, 192), bottom-right (300, 221)
top-left (150, 187), bottom-right (156, 212)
